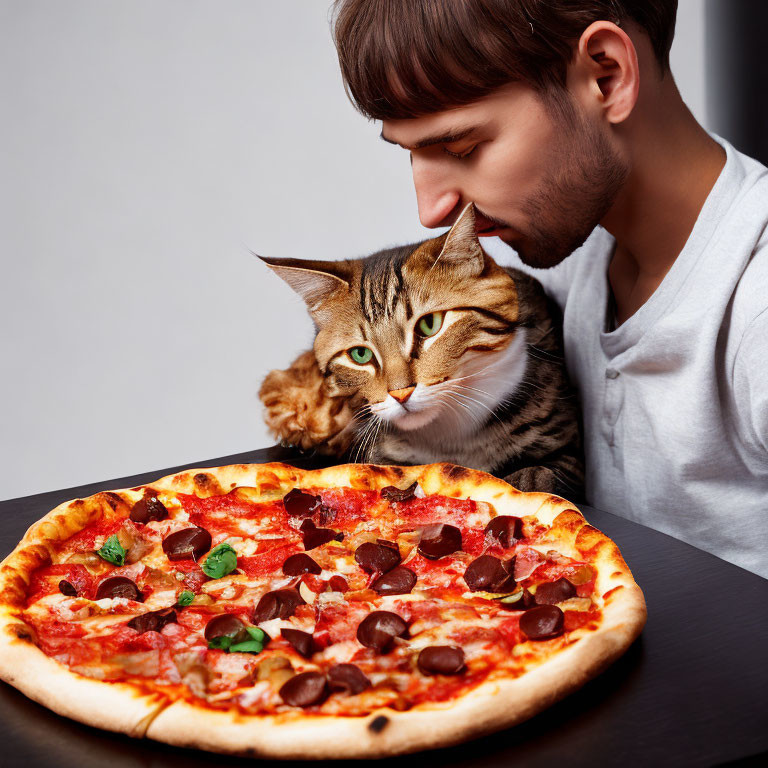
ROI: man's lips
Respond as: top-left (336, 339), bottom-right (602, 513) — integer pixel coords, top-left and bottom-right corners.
top-left (477, 226), bottom-right (508, 237)
top-left (474, 212), bottom-right (514, 237)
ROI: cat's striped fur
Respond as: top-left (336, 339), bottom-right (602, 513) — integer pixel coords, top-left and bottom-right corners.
top-left (259, 204), bottom-right (583, 496)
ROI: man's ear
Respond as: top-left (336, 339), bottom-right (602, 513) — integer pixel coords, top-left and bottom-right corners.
top-left (257, 255), bottom-right (351, 311)
top-left (432, 202), bottom-right (484, 276)
top-left (571, 20), bottom-right (640, 124)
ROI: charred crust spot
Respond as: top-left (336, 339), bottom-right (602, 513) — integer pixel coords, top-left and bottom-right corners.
top-left (102, 492), bottom-right (123, 510)
top-left (444, 464), bottom-right (469, 480)
top-left (70, 499), bottom-right (85, 509)
top-left (12, 626), bottom-right (33, 642)
top-left (193, 473), bottom-right (211, 487)
top-left (368, 715), bottom-right (389, 733)
top-left (369, 465), bottom-right (396, 480)
top-left (611, 571), bottom-right (623, 578)
top-left (602, 585), bottom-right (624, 601)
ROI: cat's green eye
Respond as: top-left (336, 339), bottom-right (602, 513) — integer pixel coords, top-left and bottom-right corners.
top-left (349, 346), bottom-right (373, 365)
top-left (416, 311), bottom-right (444, 338)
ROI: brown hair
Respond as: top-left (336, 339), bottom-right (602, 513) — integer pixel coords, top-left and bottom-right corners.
top-left (333, 0), bottom-right (678, 120)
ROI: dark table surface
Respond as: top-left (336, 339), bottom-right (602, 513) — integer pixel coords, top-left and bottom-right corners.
top-left (1, 445), bottom-right (766, 768)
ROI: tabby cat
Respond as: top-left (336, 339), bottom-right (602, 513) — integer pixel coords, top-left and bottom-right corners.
top-left (258, 204), bottom-right (583, 496)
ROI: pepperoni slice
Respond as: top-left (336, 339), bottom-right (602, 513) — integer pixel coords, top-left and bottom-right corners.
top-left (417, 646), bottom-right (465, 675)
top-left (328, 575), bottom-right (349, 592)
top-left (127, 608), bottom-right (177, 634)
top-left (418, 523), bottom-right (462, 560)
top-left (283, 489), bottom-right (322, 519)
top-left (370, 566), bottom-right (417, 596)
top-left (58, 580), bottom-right (78, 597)
top-left (252, 588), bottom-right (305, 623)
top-left (129, 494), bottom-right (169, 524)
top-left (279, 671), bottom-right (328, 707)
top-left (327, 663), bottom-right (371, 695)
top-left (281, 628), bottom-right (315, 658)
top-left (300, 520), bottom-right (344, 550)
top-left (356, 611), bottom-right (408, 652)
top-left (354, 541), bottom-right (401, 574)
top-left (463, 555), bottom-right (516, 592)
top-left (204, 614), bottom-right (248, 642)
top-left (282, 553), bottom-right (321, 576)
top-left (484, 515), bottom-right (523, 548)
top-left (94, 576), bottom-right (143, 602)
top-left (534, 577), bottom-right (577, 604)
top-left (519, 605), bottom-right (565, 640)
top-left (380, 483), bottom-right (418, 502)
top-left (162, 527), bottom-right (212, 561)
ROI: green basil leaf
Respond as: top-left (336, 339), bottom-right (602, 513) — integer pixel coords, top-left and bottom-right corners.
top-left (201, 543), bottom-right (238, 579)
top-left (207, 635), bottom-right (233, 651)
top-left (244, 626), bottom-right (267, 643)
top-left (228, 639), bottom-right (266, 654)
top-left (176, 590), bottom-right (195, 607)
top-left (97, 534), bottom-right (126, 566)
top-left (227, 626), bottom-right (269, 654)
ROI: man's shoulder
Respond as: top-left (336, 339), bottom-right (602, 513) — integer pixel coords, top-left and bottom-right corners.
top-left (730, 210), bottom-right (768, 332)
top-left (731, 232), bottom-right (768, 341)
top-left (719, 137), bottom-right (768, 223)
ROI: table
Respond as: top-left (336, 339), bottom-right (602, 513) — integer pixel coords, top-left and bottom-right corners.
top-left (1, 446), bottom-right (766, 767)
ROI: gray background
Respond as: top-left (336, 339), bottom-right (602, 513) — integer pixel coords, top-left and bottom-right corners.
top-left (1, 1), bottom-right (708, 500)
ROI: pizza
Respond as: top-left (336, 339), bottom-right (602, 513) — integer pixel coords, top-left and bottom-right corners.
top-left (0, 462), bottom-right (646, 759)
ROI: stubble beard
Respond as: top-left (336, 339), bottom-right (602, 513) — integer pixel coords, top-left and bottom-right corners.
top-left (510, 99), bottom-right (629, 269)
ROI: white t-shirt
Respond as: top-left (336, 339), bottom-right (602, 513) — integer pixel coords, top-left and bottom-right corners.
top-left (492, 135), bottom-right (768, 578)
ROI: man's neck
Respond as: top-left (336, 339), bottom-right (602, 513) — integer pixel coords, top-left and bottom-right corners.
top-left (601, 80), bottom-right (726, 326)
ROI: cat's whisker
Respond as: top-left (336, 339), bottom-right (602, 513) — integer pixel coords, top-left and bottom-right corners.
top-left (435, 393), bottom-right (468, 429)
top-left (447, 358), bottom-right (510, 384)
top-left (451, 383), bottom-right (499, 400)
top-left (358, 413), bottom-right (382, 463)
top-left (350, 411), bottom-right (377, 463)
top-left (442, 392), bottom-right (486, 429)
top-left (448, 390), bottom-right (505, 427)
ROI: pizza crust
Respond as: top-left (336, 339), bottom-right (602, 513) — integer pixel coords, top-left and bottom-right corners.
top-left (0, 621), bottom-right (167, 737)
top-left (146, 584), bottom-right (643, 758)
top-left (0, 462), bottom-right (647, 758)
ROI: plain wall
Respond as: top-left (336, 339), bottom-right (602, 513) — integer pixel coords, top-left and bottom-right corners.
top-left (1, 0), bottom-right (708, 500)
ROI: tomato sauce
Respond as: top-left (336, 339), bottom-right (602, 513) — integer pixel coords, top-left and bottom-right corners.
top-left (238, 541), bottom-right (302, 578)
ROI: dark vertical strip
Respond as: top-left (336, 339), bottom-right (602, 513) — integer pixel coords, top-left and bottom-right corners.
top-left (706, 0), bottom-right (768, 166)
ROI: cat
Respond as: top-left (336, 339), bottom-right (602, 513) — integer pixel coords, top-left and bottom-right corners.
top-left (258, 203), bottom-right (583, 496)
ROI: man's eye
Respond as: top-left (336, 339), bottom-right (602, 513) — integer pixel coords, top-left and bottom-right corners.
top-left (443, 146), bottom-right (477, 160)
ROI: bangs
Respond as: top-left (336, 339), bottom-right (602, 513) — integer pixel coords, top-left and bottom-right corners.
top-left (333, 0), bottom-right (677, 121)
top-left (332, 0), bottom-right (569, 121)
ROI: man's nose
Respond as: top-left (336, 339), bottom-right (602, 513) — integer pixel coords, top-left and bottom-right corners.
top-left (412, 157), bottom-right (461, 229)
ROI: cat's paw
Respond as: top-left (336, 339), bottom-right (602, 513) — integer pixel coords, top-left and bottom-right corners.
top-left (505, 466), bottom-right (558, 494)
top-left (259, 351), bottom-right (355, 454)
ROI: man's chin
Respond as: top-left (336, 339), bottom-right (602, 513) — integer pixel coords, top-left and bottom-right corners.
top-left (503, 231), bottom-right (590, 270)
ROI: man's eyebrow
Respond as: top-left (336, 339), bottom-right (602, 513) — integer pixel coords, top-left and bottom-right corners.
top-left (379, 126), bottom-right (478, 150)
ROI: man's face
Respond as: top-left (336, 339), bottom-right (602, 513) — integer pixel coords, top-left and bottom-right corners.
top-left (381, 83), bottom-right (628, 268)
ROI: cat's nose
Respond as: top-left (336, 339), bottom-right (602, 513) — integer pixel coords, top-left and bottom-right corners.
top-left (389, 386), bottom-right (415, 404)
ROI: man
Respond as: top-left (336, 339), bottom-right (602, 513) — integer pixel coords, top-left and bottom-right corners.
top-left (332, 0), bottom-right (768, 578)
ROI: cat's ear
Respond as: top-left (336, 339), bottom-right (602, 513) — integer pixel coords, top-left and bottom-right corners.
top-left (257, 256), bottom-right (351, 311)
top-left (433, 202), bottom-right (484, 276)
